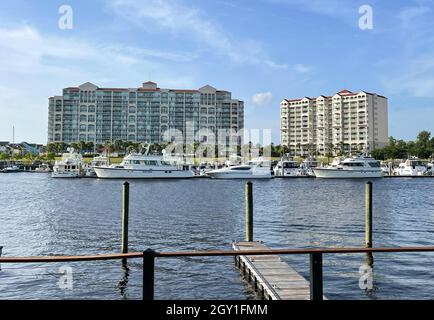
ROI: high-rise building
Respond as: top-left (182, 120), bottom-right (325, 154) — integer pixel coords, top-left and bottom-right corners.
top-left (48, 82), bottom-right (244, 146)
top-left (280, 90), bottom-right (388, 156)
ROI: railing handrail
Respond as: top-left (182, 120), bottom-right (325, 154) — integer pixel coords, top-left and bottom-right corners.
top-left (2, 245), bottom-right (434, 263)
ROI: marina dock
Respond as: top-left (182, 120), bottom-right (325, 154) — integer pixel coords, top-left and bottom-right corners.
top-left (233, 241), bottom-right (320, 300)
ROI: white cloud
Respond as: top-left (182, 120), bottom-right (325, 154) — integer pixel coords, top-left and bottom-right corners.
top-left (398, 6), bottom-right (430, 25)
top-left (265, 0), bottom-right (357, 23)
top-left (252, 92), bottom-right (273, 106)
top-left (293, 63), bottom-right (311, 73)
top-left (106, 0), bottom-right (289, 69)
top-left (0, 25), bottom-right (200, 143)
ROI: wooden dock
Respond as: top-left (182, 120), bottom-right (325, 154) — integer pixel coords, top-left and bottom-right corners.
top-left (233, 241), bottom-right (318, 300)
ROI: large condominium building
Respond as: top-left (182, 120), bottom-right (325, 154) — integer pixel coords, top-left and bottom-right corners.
top-left (48, 82), bottom-right (244, 145)
top-left (280, 90), bottom-right (388, 156)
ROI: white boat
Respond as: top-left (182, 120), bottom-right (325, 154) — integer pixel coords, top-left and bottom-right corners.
top-left (313, 156), bottom-right (383, 179)
top-left (85, 156), bottom-right (110, 177)
top-left (2, 165), bottom-right (21, 173)
top-left (393, 157), bottom-right (427, 176)
top-left (34, 164), bottom-right (51, 173)
top-left (52, 148), bottom-right (84, 178)
top-left (207, 158), bottom-right (272, 179)
top-left (299, 156), bottom-right (320, 176)
top-left (273, 155), bottom-right (299, 177)
top-left (93, 153), bottom-right (194, 179)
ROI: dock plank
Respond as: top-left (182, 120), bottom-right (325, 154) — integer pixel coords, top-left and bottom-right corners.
top-left (233, 241), bottom-right (326, 300)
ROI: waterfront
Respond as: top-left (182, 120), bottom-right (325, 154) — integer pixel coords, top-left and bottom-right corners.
top-left (1, 173), bottom-right (434, 299)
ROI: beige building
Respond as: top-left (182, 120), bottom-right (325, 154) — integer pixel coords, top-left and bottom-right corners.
top-left (280, 90), bottom-right (388, 156)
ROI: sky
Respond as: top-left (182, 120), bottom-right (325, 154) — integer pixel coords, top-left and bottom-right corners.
top-left (1, 0), bottom-right (434, 144)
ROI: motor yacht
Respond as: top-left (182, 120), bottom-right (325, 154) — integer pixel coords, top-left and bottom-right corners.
top-left (273, 155), bottom-right (299, 177)
top-left (313, 155), bottom-right (383, 179)
top-left (93, 153), bottom-right (194, 179)
top-left (393, 157), bottom-right (428, 176)
top-left (207, 158), bottom-right (272, 179)
top-left (51, 148), bottom-right (84, 178)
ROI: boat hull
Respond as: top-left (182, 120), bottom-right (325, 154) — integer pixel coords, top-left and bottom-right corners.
top-left (207, 171), bottom-right (272, 179)
top-left (313, 168), bottom-right (384, 179)
top-left (94, 167), bottom-right (194, 179)
top-left (51, 171), bottom-right (81, 178)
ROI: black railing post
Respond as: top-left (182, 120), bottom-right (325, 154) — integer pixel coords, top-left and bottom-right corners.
top-left (143, 249), bottom-right (156, 300)
top-left (310, 253), bottom-right (323, 300)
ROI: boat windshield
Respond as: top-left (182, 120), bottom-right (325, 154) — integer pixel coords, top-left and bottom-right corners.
top-left (231, 166), bottom-right (251, 171)
top-left (283, 162), bottom-right (298, 168)
top-left (342, 162), bottom-right (364, 167)
top-left (368, 162), bottom-right (381, 168)
top-left (408, 160), bottom-right (423, 166)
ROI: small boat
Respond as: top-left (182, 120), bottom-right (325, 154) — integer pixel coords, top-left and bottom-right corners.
top-left (207, 158), bottom-right (272, 179)
top-left (85, 156), bottom-right (110, 177)
top-left (34, 164), bottom-right (51, 173)
top-left (93, 153), bottom-right (194, 179)
top-left (313, 155), bottom-right (383, 179)
top-left (273, 155), bottom-right (299, 177)
top-left (2, 165), bottom-right (22, 173)
top-left (393, 157), bottom-right (428, 176)
top-left (52, 148), bottom-right (84, 178)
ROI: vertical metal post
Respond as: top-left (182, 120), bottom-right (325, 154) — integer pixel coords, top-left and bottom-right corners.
top-left (0, 246), bottom-right (3, 271)
top-left (245, 182), bottom-right (253, 242)
top-left (121, 182), bottom-right (129, 254)
top-left (310, 253), bottom-right (323, 301)
top-left (365, 182), bottom-right (373, 249)
top-left (143, 249), bottom-right (155, 301)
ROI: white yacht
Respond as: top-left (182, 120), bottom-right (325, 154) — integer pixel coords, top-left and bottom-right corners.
top-left (93, 153), bottom-right (194, 179)
top-left (393, 157), bottom-right (427, 176)
top-left (34, 164), bottom-right (51, 173)
top-left (273, 156), bottom-right (299, 177)
top-left (85, 156), bottom-right (110, 177)
top-left (207, 158), bottom-right (272, 179)
top-left (52, 148), bottom-right (84, 178)
top-left (313, 156), bottom-right (383, 179)
top-left (299, 156), bottom-right (320, 177)
top-left (2, 165), bottom-right (22, 173)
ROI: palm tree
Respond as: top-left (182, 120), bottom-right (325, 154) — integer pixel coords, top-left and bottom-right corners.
top-left (104, 141), bottom-right (113, 157)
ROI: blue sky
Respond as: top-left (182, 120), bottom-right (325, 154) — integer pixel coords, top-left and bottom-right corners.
top-left (1, 0), bottom-right (434, 144)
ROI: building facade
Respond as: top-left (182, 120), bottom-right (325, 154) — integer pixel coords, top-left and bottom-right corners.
top-left (280, 90), bottom-right (388, 156)
top-left (48, 82), bottom-right (244, 146)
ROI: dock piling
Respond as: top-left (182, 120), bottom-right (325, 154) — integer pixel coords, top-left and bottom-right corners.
top-left (143, 249), bottom-right (156, 301)
top-left (365, 182), bottom-right (373, 248)
top-left (365, 181), bottom-right (374, 266)
top-left (121, 182), bottom-right (130, 254)
top-left (245, 182), bottom-right (253, 242)
top-left (310, 253), bottom-right (323, 301)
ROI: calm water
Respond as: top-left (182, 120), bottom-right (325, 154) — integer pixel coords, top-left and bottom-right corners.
top-left (1, 173), bottom-right (434, 300)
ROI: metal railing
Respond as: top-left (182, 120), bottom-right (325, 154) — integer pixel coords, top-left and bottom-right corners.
top-left (2, 245), bottom-right (434, 300)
